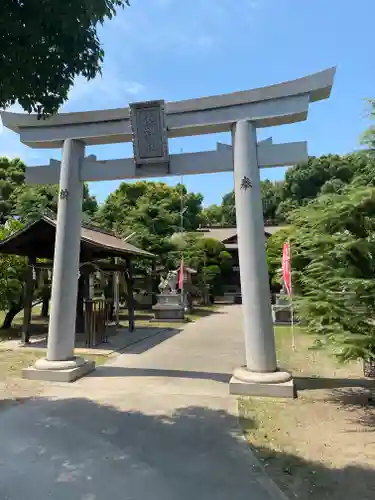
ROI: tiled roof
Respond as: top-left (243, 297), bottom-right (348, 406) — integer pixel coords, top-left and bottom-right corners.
top-left (264, 226), bottom-right (289, 235)
top-left (75, 219), bottom-right (154, 258)
top-left (0, 214), bottom-right (154, 259)
top-left (195, 225), bottom-right (288, 242)
top-left (196, 227), bottom-right (237, 242)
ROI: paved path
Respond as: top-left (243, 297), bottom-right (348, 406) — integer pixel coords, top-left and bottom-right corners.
top-left (0, 305), bottom-right (288, 500)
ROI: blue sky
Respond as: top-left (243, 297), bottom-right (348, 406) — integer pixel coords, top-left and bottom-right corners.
top-left (0, 0), bottom-right (374, 206)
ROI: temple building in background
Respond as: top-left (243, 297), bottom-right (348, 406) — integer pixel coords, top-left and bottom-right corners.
top-left (191, 225), bottom-right (287, 299)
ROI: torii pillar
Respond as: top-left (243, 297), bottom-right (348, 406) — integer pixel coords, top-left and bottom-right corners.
top-left (31, 139), bottom-right (95, 381)
top-left (0, 67), bottom-right (336, 395)
top-left (230, 121), bottom-right (292, 396)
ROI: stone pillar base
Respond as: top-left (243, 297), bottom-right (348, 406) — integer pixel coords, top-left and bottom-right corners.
top-left (152, 305), bottom-right (185, 322)
top-left (229, 366), bottom-right (296, 398)
top-left (22, 357), bottom-right (95, 383)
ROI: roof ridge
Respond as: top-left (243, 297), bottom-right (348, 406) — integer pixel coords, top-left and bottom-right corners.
top-left (80, 220), bottom-right (119, 238)
top-left (41, 209), bottom-right (122, 239)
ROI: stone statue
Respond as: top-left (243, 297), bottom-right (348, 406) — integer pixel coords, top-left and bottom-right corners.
top-left (158, 270), bottom-right (178, 294)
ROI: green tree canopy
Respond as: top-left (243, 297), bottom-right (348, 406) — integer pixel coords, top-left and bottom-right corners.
top-left (170, 234), bottom-right (233, 295)
top-left (350, 151), bottom-right (375, 188)
top-left (0, 0), bottom-right (129, 115)
top-left (0, 157), bottom-right (98, 224)
top-left (283, 155), bottom-right (356, 201)
top-left (361, 99), bottom-right (375, 152)
top-left (200, 204), bottom-right (225, 227)
top-left (221, 190), bottom-right (236, 226)
top-left (291, 184), bottom-right (375, 363)
top-left (96, 181), bottom-right (203, 233)
top-left (14, 182), bottom-right (98, 223)
top-left (95, 181), bottom-right (203, 266)
top-left (261, 180), bottom-right (284, 223)
top-left (0, 219), bottom-right (28, 328)
top-left (0, 156), bottom-right (98, 223)
top-left (204, 152), bottom-right (375, 227)
top-left (199, 181), bottom-right (285, 228)
top-left (0, 157), bottom-right (25, 224)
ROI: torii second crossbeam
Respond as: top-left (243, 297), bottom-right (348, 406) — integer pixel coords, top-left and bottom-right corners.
top-left (25, 140), bottom-right (308, 185)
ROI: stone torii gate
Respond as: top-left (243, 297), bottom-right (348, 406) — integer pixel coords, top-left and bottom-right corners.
top-left (1, 67), bottom-right (335, 396)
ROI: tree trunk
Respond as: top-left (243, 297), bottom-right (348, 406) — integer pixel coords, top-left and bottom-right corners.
top-left (2, 305), bottom-right (23, 329)
top-left (40, 297), bottom-right (49, 317)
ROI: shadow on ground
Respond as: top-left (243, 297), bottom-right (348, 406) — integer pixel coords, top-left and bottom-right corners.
top-left (120, 327), bottom-right (182, 354)
top-left (0, 396), bottom-right (374, 500)
top-left (326, 387), bottom-right (375, 428)
top-left (296, 376), bottom-right (375, 391)
top-left (5, 326), bottom-right (181, 355)
top-left (119, 307), bottom-right (225, 323)
top-left (295, 377), bottom-right (375, 429)
top-left (240, 433), bottom-right (375, 500)
top-left (88, 365), bottom-right (232, 383)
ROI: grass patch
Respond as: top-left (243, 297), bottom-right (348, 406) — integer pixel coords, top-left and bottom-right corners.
top-left (0, 350), bottom-right (45, 379)
top-left (273, 325), bottom-right (363, 378)
top-left (0, 350), bottom-right (109, 414)
top-left (0, 350), bottom-right (109, 380)
top-left (239, 326), bottom-right (375, 500)
top-left (0, 308), bottom-right (111, 412)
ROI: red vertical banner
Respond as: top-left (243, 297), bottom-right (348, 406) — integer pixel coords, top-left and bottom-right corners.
top-left (178, 257), bottom-right (184, 290)
top-left (282, 242), bottom-right (292, 296)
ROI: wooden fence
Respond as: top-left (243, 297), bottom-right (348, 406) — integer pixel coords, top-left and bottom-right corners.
top-left (83, 299), bottom-right (112, 347)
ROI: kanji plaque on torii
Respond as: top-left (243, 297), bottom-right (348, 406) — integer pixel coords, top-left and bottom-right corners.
top-left (129, 99), bottom-right (169, 166)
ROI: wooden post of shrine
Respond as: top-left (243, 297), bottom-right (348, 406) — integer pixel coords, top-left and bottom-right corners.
top-left (125, 258), bottom-right (135, 332)
top-left (76, 272), bottom-right (86, 334)
top-left (114, 257), bottom-right (120, 326)
top-left (22, 256), bottom-right (36, 344)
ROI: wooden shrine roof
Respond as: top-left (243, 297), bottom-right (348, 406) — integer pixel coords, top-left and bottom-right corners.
top-left (172, 225), bottom-right (289, 252)
top-left (0, 215), bottom-right (154, 261)
top-left (195, 225), bottom-right (288, 243)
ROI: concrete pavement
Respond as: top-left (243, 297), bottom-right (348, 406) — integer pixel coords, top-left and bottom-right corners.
top-left (0, 305), bottom-right (288, 500)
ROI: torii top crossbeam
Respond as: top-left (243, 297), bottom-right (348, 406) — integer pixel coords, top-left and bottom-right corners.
top-left (1, 67), bottom-right (335, 149)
